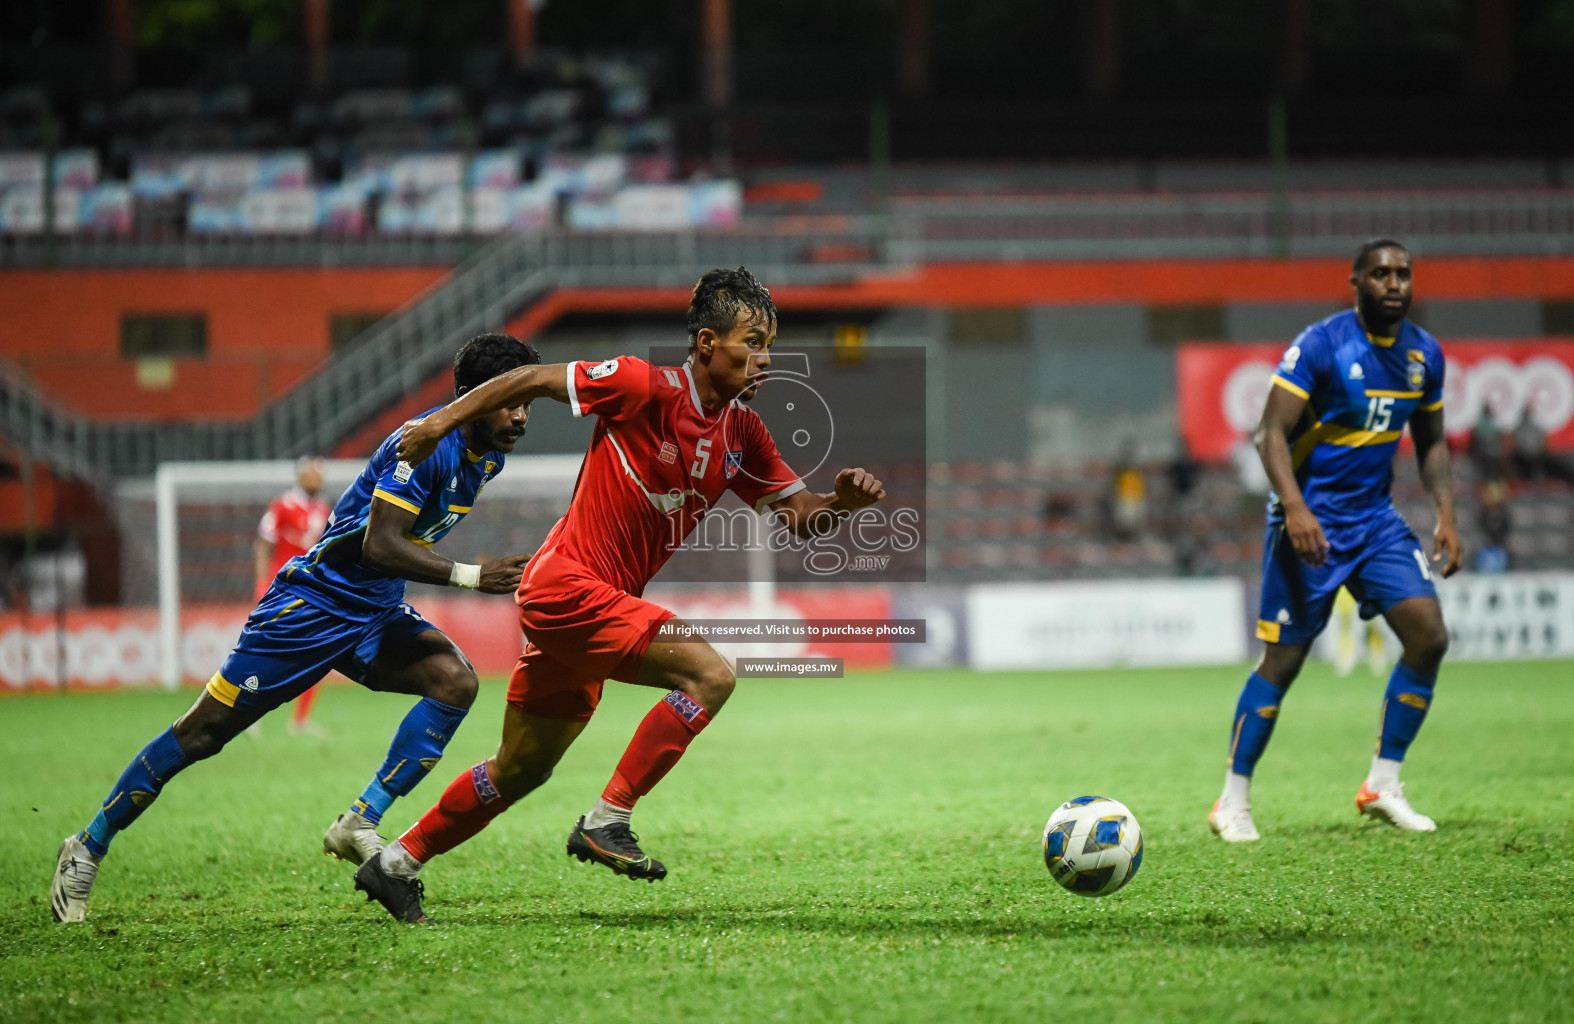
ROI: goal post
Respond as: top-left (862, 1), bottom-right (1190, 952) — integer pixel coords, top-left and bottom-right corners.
top-left (142, 453), bottom-right (779, 689)
top-left (148, 455), bottom-right (586, 689)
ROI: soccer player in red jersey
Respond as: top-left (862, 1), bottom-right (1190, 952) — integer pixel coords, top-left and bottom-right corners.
top-left (255, 457), bottom-right (333, 732)
top-left (354, 268), bottom-right (886, 922)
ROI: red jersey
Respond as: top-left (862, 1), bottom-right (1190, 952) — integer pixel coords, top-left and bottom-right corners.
top-left (534, 356), bottom-right (804, 596)
top-left (259, 486), bottom-right (332, 579)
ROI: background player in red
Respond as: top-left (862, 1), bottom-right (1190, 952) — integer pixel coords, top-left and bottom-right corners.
top-left (255, 456), bottom-right (333, 733)
top-left (354, 267), bottom-right (886, 922)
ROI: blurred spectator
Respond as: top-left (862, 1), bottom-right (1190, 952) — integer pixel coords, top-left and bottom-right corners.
top-left (1510, 409), bottom-right (1574, 484)
top-left (1474, 480), bottom-right (1511, 574)
top-left (1470, 409), bottom-right (1507, 481)
top-left (1167, 451), bottom-right (1201, 499)
top-left (1173, 536), bottom-right (1219, 578)
top-left (1109, 440), bottom-right (1147, 540)
top-left (1042, 492), bottom-right (1078, 524)
top-left (1511, 409), bottom-right (1548, 480)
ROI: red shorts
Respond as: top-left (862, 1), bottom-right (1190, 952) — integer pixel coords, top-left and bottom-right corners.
top-left (506, 551), bottom-right (673, 722)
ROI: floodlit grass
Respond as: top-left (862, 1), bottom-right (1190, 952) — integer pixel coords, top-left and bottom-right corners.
top-left (3, 662), bottom-right (1571, 1023)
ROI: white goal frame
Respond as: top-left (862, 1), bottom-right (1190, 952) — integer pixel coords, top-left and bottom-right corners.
top-left (152, 454), bottom-right (776, 688)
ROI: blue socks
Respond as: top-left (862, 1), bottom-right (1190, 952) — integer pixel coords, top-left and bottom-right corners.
top-left (80, 727), bottom-right (191, 857)
top-left (1378, 661), bottom-right (1436, 761)
top-left (1229, 672), bottom-right (1285, 776)
top-left (352, 698), bottom-right (468, 826)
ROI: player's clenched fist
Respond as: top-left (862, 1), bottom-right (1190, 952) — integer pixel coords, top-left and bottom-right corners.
top-left (833, 467), bottom-right (885, 510)
top-left (397, 415), bottom-right (450, 466)
top-left (479, 552), bottom-right (533, 594)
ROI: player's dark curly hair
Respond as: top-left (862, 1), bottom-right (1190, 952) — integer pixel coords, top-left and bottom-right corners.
top-left (687, 267), bottom-right (777, 349)
top-left (453, 333), bottom-right (540, 394)
top-left (1353, 237), bottom-right (1409, 274)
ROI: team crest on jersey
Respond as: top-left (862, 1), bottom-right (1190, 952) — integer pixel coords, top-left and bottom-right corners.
top-left (1348, 362), bottom-right (1365, 380)
top-left (658, 441), bottom-right (679, 465)
top-left (724, 449), bottom-right (744, 479)
top-left (587, 359), bottom-right (619, 380)
top-left (1408, 361), bottom-right (1425, 389)
top-left (485, 460), bottom-right (497, 474)
top-left (393, 461), bottom-right (414, 483)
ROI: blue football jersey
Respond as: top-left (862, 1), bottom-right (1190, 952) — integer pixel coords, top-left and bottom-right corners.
top-left (278, 409), bottom-right (505, 612)
top-left (1268, 310), bottom-right (1445, 541)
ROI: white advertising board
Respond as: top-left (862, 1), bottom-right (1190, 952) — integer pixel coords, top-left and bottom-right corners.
top-left (966, 578), bottom-right (1247, 669)
top-left (1439, 572), bottom-right (1574, 661)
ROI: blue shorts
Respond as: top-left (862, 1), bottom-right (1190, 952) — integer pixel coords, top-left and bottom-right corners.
top-left (1257, 509), bottom-right (1438, 646)
top-left (205, 585), bottom-right (437, 713)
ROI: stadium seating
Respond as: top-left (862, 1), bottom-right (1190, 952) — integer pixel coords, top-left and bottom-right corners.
top-left (930, 456), bottom-right (1574, 586)
top-left (0, 54), bottom-right (737, 238)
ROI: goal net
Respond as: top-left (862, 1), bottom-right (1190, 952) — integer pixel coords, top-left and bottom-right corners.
top-left (114, 454), bottom-right (585, 688)
top-left (113, 453), bottom-right (780, 689)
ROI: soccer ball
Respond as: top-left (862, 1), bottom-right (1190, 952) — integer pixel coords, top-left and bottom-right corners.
top-left (1042, 795), bottom-right (1143, 897)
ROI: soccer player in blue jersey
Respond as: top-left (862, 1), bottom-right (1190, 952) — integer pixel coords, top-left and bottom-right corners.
top-left (49, 334), bottom-right (540, 922)
top-left (1209, 239), bottom-right (1463, 842)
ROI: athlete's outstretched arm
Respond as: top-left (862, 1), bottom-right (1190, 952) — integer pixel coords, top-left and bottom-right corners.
top-left (1256, 385), bottom-right (1330, 567)
top-left (398, 364), bottom-right (572, 464)
top-left (1409, 406), bottom-right (1463, 577)
top-left (361, 497), bottom-right (529, 593)
top-left (768, 468), bottom-right (886, 539)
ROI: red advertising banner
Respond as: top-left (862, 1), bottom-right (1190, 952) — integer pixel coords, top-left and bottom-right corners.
top-left (1178, 340), bottom-right (1574, 460)
top-left (0, 587), bottom-right (894, 693)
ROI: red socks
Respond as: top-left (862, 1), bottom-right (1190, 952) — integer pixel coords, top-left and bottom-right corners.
top-left (399, 691), bottom-right (713, 864)
top-left (291, 684), bottom-right (319, 728)
top-left (399, 761), bottom-right (513, 863)
top-left (602, 691), bottom-right (712, 810)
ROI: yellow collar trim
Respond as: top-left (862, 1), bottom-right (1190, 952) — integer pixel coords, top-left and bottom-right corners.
top-left (1366, 332), bottom-right (1397, 348)
top-left (465, 447), bottom-right (485, 462)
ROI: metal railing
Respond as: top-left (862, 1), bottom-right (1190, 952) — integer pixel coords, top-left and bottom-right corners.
top-left (1, 217), bottom-right (910, 482)
top-left (904, 190), bottom-right (1574, 260)
top-left (3, 190), bottom-right (1570, 482)
top-left (0, 232), bottom-right (484, 269)
top-left (0, 356), bottom-right (100, 480)
top-left (4, 190), bottom-right (1570, 269)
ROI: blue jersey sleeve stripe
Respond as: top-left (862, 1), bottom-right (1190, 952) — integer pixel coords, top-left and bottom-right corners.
top-left (372, 488), bottom-right (422, 515)
top-left (1271, 375), bottom-right (1310, 400)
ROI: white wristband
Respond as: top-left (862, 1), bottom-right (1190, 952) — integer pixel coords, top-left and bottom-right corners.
top-left (448, 562), bottom-right (481, 590)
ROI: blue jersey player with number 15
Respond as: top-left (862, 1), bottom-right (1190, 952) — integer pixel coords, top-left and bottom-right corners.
top-left (49, 334), bottom-right (541, 923)
top-left (1209, 238), bottom-right (1464, 842)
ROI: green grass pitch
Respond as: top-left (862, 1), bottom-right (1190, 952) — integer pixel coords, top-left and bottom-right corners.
top-left (2, 662), bottom-right (1571, 1023)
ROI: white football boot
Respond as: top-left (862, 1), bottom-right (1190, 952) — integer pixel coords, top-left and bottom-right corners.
top-left (1208, 799), bottom-right (1261, 842)
top-left (323, 811), bottom-right (386, 865)
top-left (50, 835), bottom-right (102, 923)
top-left (1356, 782), bottom-right (1437, 832)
